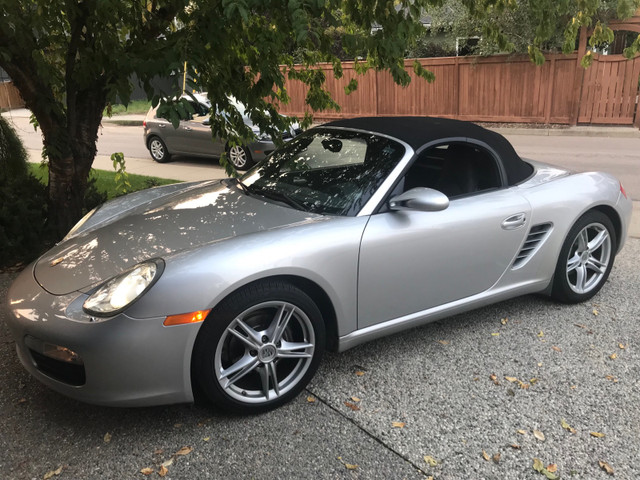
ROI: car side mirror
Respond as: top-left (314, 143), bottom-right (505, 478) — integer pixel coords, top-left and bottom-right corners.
top-left (202, 118), bottom-right (211, 126)
top-left (389, 187), bottom-right (449, 212)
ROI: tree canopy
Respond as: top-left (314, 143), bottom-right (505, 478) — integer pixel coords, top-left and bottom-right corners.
top-left (1, 0), bottom-right (639, 237)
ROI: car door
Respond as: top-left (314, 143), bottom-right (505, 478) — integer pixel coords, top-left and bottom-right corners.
top-left (357, 143), bottom-right (531, 329)
top-left (178, 116), bottom-right (224, 157)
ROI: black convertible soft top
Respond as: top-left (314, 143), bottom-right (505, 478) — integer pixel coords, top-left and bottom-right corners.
top-left (324, 116), bottom-right (533, 186)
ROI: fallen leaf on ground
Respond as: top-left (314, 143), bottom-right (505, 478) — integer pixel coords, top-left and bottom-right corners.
top-left (609, 353), bottom-right (617, 360)
top-left (552, 346), bottom-right (562, 352)
top-left (438, 340), bottom-right (449, 345)
top-left (505, 376), bottom-right (518, 383)
top-left (537, 362), bottom-right (543, 367)
top-left (203, 437), bottom-right (210, 442)
top-left (530, 378), bottom-right (538, 384)
top-left (17, 398), bottom-right (27, 404)
top-left (43, 466), bottom-right (63, 479)
top-left (533, 458), bottom-right (544, 472)
top-left (547, 464), bottom-right (558, 473)
top-left (355, 370), bottom-right (365, 376)
top-left (153, 449), bottom-right (164, 455)
top-left (561, 419), bottom-right (576, 434)
top-left (492, 453), bottom-right (501, 463)
top-left (307, 396), bottom-right (316, 403)
top-left (618, 343), bottom-right (626, 349)
top-left (491, 332), bottom-right (500, 336)
top-left (140, 467), bottom-right (154, 475)
top-left (518, 381), bottom-right (530, 390)
top-left (533, 430), bottom-right (545, 441)
top-left (490, 374), bottom-right (500, 385)
top-left (482, 450), bottom-right (491, 461)
top-left (173, 423), bottom-right (182, 428)
top-left (501, 317), bottom-right (509, 325)
top-left (599, 460), bottom-right (615, 475)
top-left (161, 459), bottom-right (174, 468)
top-left (344, 401), bottom-right (360, 411)
top-left (103, 432), bottom-right (112, 443)
top-left (511, 444), bottom-right (521, 449)
top-left (590, 431), bottom-right (605, 438)
top-left (175, 446), bottom-right (193, 456)
top-left (351, 396), bottom-right (361, 402)
top-left (392, 421), bottom-right (406, 428)
top-left (538, 330), bottom-right (544, 338)
top-left (570, 385), bottom-right (577, 390)
top-left (605, 375), bottom-right (618, 383)
top-left (338, 456), bottom-right (358, 470)
top-left (424, 455), bottom-right (438, 466)
top-left (593, 308), bottom-right (599, 316)
top-left (517, 429), bottom-right (527, 435)
top-left (158, 465), bottom-right (169, 477)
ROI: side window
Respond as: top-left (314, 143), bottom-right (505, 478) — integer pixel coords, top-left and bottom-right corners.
top-left (403, 142), bottom-right (502, 198)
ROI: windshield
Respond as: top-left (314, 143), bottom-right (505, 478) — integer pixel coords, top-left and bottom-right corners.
top-left (240, 128), bottom-right (406, 216)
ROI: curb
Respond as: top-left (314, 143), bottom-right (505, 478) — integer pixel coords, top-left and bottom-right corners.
top-left (490, 127), bottom-right (640, 138)
top-left (103, 119), bottom-right (144, 126)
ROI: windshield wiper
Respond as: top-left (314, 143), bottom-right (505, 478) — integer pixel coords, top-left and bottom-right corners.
top-left (222, 177), bottom-right (250, 194)
top-left (246, 184), bottom-right (308, 211)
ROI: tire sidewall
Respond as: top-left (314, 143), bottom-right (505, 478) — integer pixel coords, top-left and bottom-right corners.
top-left (552, 210), bottom-right (617, 303)
top-left (192, 281), bottom-right (325, 413)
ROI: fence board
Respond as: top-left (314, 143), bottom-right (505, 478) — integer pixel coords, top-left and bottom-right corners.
top-left (0, 81), bottom-right (24, 110)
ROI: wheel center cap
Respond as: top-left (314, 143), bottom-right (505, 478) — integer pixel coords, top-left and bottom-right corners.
top-left (258, 344), bottom-right (277, 363)
top-left (580, 251), bottom-right (589, 263)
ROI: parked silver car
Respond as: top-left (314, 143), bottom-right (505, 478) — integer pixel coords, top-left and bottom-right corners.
top-left (6, 117), bottom-right (632, 413)
top-left (143, 93), bottom-right (301, 169)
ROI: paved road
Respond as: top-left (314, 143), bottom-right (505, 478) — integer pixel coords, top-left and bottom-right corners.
top-left (2, 239), bottom-right (639, 479)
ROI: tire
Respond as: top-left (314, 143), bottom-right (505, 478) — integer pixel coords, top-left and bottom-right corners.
top-left (551, 210), bottom-right (616, 303)
top-left (192, 280), bottom-right (325, 413)
top-left (147, 136), bottom-right (171, 163)
top-left (227, 144), bottom-right (253, 170)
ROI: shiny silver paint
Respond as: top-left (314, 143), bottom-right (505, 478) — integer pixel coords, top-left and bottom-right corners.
top-left (5, 127), bottom-right (632, 406)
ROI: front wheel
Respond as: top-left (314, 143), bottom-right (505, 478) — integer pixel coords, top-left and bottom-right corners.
top-left (551, 210), bottom-right (616, 303)
top-left (227, 144), bottom-right (253, 170)
top-left (192, 281), bottom-right (325, 413)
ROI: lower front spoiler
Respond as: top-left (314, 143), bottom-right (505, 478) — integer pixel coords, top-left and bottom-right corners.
top-left (6, 267), bottom-right (201, 407)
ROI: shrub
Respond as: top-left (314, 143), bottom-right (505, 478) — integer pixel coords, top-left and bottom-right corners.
top-left (0, 115), bottom-right (52, 269)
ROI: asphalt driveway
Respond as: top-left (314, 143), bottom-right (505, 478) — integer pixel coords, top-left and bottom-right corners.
top-left (1, 238), bottom-right (639, 479)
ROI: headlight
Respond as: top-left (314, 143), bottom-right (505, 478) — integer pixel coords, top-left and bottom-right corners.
top-left (83, 259), bottom-right (164, 316)
top-left (63, 207), bottom-right (99, 241)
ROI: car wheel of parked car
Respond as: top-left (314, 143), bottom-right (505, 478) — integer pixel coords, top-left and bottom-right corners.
top-left (227, 145), bottom-right (253, 170)
top-left (551, 210), bottom-right (616, 303)
top-left (148, 136), bottom-right (171, 163)
top-left (192, 280), bottom-right (325, 413)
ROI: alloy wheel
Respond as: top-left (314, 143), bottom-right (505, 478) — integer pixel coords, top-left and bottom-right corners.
top-left (565, 222), bottom-right (612, 294)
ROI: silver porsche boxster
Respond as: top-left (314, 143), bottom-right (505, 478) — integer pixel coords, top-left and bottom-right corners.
top-left (5, 117), bottom-right (632, 413)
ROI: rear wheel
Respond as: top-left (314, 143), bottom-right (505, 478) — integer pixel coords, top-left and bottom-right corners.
top-left (148, 136), bottom-right (171, 163)
top-left (551, 211), bottom-right (616, 303)
top-left (192, 281), bottom-right (325, 413)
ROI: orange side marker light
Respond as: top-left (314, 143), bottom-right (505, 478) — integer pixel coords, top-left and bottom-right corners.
top-left (164, 309), bottom-right (211, 326)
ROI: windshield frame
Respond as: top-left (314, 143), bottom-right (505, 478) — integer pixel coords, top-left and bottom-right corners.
top-left (239, 126), bottom-right (414, 217)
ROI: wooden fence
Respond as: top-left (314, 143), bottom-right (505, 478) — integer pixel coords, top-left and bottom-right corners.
top-left (0, 81), bottom-right (25, 110)
top-left (279, 53), bottom-right (640, 128)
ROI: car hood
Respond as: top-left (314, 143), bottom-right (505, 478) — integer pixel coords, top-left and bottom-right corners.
top-left (34, 181), bottom-right (321, 295)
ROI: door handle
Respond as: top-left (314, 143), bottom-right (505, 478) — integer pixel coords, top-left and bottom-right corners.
top-left (159, 124), bottom-right (166, 128)
top-left (501, 213), bottom-right (526, 230)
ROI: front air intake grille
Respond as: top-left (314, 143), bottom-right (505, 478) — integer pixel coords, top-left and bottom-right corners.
top-left (512, 223), bottom-right (553, 269)
top-left (29, 349), bottom-right (86, 386)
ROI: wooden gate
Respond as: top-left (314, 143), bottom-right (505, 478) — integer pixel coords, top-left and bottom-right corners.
top-left (578, 55), bottom-right (640, 125)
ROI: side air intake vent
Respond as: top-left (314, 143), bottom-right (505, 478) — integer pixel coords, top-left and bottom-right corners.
top-left (512, 223), bottom-right (553, 269)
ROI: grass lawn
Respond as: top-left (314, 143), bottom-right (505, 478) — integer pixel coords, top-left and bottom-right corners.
top-left (28, 163), bottom-right (180, 200)
top-left (103, 100), bottom-right (152, 116)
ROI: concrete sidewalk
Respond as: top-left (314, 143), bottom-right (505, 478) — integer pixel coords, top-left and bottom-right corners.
top-left (5, 107), bottom-right (640, 137)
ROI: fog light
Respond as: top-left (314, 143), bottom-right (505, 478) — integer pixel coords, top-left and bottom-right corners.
top-left (24, 336), bottom-right (83, 365)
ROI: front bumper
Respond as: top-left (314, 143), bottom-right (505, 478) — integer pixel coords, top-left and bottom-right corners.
top-left (4, 263), bottom-right (200, 407)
